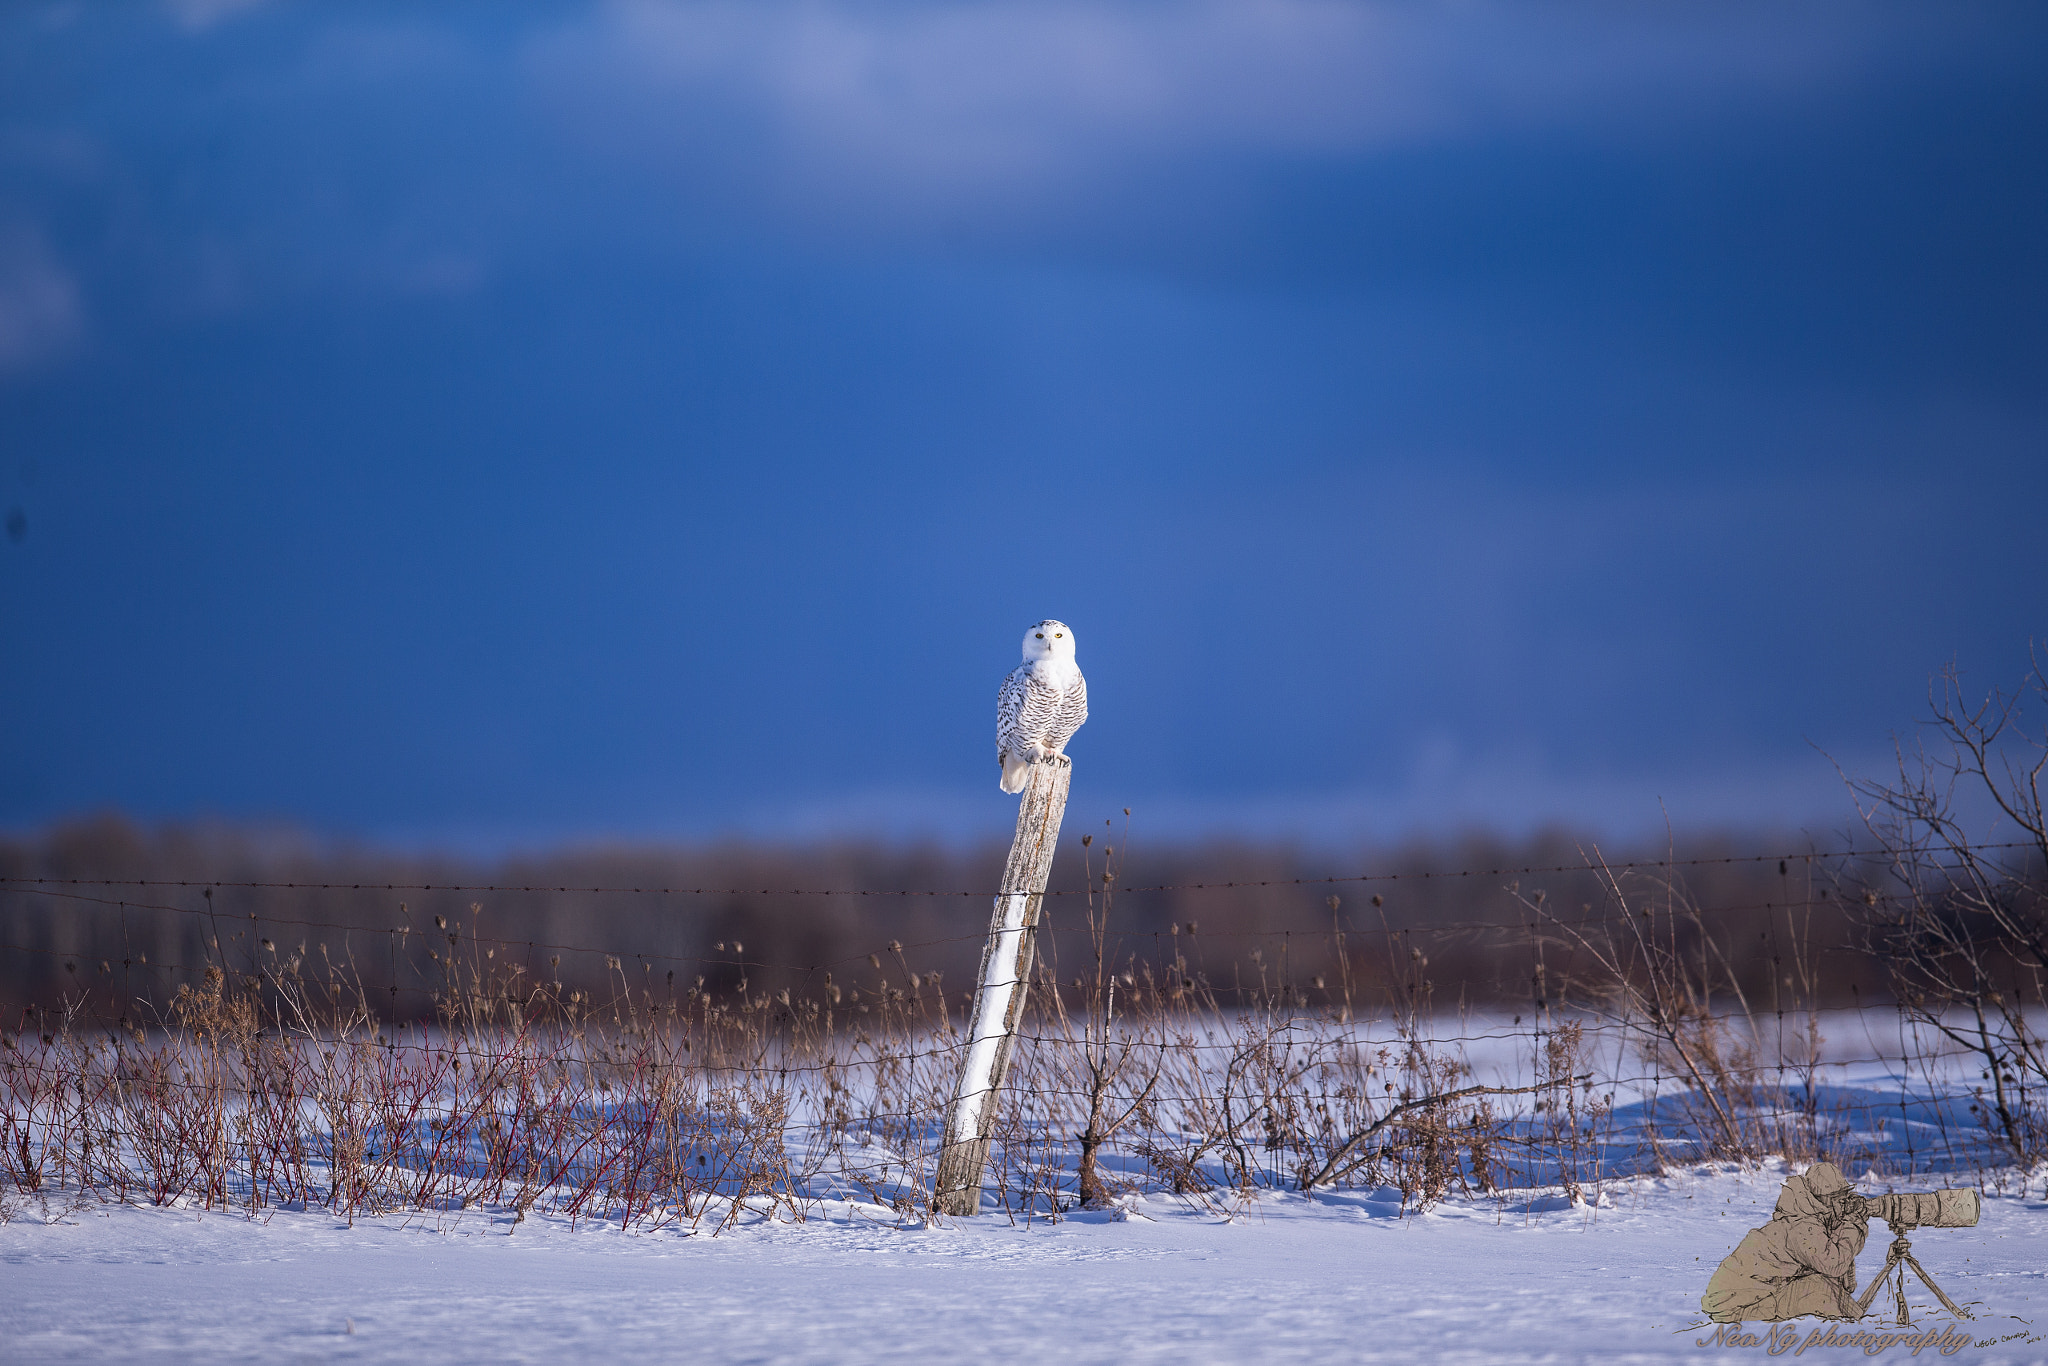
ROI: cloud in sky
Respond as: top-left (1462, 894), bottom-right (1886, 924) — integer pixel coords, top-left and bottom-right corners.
top-left (522, 0), bottom-right (1988, 237)
top-left (0, 1), bottom-right (2042, 846)
top-left (0, 223), bottom-right (81, 372)
top-left (9, 1), bottom-right (2032, 327)
top-left (26, 1), bottom-right (1997, 272)
top-left (556, 1), bottom-right (1956, 156)
top-left (162, 0), bottom-right (275, 33)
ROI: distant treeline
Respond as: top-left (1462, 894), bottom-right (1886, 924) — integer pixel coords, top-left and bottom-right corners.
top-left (0, 815), bottom-right (1886, 1019)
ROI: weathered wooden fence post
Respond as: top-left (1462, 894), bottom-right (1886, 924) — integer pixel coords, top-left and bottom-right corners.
top-left (933, 759), bottom-right (1072, 1215)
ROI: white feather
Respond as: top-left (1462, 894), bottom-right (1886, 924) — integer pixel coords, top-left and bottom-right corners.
top-left (995, 619), bottom-right (1088, 793)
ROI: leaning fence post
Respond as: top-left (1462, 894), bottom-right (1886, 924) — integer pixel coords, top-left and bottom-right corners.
top-left (933, 759), bottom-right (1072, 1215)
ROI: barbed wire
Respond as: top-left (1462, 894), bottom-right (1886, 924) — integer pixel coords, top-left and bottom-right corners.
top-left (0, 1037), bottom-right (1996, 1108)
top-left (0, 879), bottom-right (1948, 983)
top-left (1, 991), bottom-right (2000, 1072)
top-left (6, 997), bottom-right (2012, 1216)
top-left (7, 838), bottom-right (2032, 900)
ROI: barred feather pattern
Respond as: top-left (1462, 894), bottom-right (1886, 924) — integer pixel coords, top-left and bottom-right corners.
top-left (995, 619), bottom-right (1088, 794)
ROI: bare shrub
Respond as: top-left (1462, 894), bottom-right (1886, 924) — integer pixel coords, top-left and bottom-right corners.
top-left (1520, 856), bottom-right (1826, 1167)
top-left (6, 814), bottom-right (2033, 1228)
top-left (1841, 653), bottom-right (2048, 1165)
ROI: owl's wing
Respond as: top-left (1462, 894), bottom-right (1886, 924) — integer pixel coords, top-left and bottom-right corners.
top-left (996, 665), bottom-right (1031, 755)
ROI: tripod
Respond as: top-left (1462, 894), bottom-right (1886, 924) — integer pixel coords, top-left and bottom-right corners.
top-left (1854, 1228), bottom-right (1968, 1324)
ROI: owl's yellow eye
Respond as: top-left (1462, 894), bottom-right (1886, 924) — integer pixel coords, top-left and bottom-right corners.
top-left (1055, 633), bottom-right (1063, 638)
top-left (1035, 633), bottom-right (1044, 638)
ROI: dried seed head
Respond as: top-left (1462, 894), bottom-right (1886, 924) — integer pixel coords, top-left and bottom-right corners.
top-left (868, 954), bottom-right (881, 970)
top-left (1371, 894), bottom-right (1383, 907)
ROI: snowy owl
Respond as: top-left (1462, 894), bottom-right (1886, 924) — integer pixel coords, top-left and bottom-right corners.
top-left (996, 619), bottom-right (1089, 794)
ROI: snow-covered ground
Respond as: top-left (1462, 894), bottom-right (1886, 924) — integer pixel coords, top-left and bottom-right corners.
top-left (4, 1162), bottom-right (2045, 1365)
top-left (6, 1006), bottom-right (2045, 1361)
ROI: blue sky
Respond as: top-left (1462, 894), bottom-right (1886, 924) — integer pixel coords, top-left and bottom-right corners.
top-left (0, 1), bottom-right (2043, 848)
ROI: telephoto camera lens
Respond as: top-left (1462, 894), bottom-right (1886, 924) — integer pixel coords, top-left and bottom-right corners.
top-left (1865, 1189), bottom-right (1981, 1229)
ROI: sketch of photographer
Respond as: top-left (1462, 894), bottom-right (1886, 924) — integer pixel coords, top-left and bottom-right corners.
top-left (1701, 1162), bottom-right (1981, 1325)
top-left (1702, 1162), bottom-right (1871, 1322)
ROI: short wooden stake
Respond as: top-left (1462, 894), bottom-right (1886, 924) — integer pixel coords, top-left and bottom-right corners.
top-left (932, 759), bottom-right (1071, 1216)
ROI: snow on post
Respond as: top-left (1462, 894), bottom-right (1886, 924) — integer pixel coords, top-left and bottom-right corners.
top-left (933, 758), bottom-right (1070, 1216)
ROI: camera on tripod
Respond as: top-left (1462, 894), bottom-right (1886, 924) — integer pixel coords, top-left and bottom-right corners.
top-left (1847, 1188), bottom-right (1981, 1322)
top-left (1700, 1165), bottom-right (1983, 1325)
top-left (1862, 1189), bottom-right (1981, 1231)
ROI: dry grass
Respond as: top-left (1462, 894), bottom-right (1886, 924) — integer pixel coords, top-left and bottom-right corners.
top-left (0, 897), bottom-right (1622, 1228)
top-left (4, 869), bottom-right (2034, 1228)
